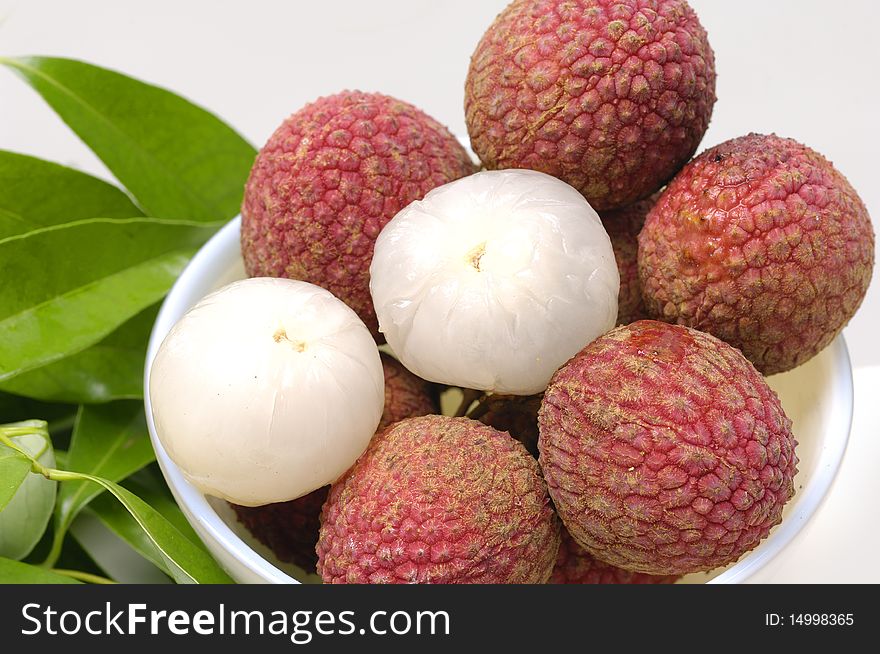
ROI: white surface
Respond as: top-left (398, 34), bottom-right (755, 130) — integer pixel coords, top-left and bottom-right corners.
top-left (145, 217), bottom-right (852, 584)
top-left (2, 0), bottom-right (878, 582)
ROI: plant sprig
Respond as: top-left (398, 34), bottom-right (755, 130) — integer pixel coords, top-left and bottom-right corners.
top-left (0, 55), bottom-right (255, 583)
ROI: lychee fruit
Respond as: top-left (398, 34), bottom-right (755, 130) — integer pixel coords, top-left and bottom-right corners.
top-left (370, 169), bottom-right (619, 395)
top-left (478, 394), bottom-right (542, 457)
top-left (150, 278), bottom-right (384, 506)
top-left (600, 194), bottom-right (657, 324)
top-left (231, 352), bottom-right (438, 572)
top-left (231, 486), bottom-right (329, 573)
top-left (465, 0), bottom-right (716, 210)
top-left (638, 133), bottom-right (875, 374)
top-left (538, 320), bottom-right (797, 576)
top-left (550, 528), bottom-right (678, 584)
top-left (379, 352), bottom-right (438, 428)
top-left (241, 91), bottom-right (476, 340)
top-left (317, 415), bottom-right (561, 583)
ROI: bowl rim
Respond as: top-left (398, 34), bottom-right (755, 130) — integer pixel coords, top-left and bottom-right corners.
top-left (144, 215), bottom-right (854, 585)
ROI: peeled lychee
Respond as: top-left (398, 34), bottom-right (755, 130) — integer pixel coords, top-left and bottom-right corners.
top-left (149, 278), bottom-right (384, 506)
top-left (478, 394), bottom-right (542, 457)
top-left (639, 133), bottom-right (875, 374)
top-left (370, 169), bottom-right (619, 395)
top-left (538, 320), bottom-right (797, 576)
top-left (465, 0), bottom-right (716, 210)
top-left (242, 91), bottom-right (475, 340)
top-left (600, 194), bottom-right (657, 324)
top-left (231, 352), bottom-right (438, 572)
top-left (550, 528), bottom-right (678, 584)
top-left (317, 415), bottom-right (560, 584)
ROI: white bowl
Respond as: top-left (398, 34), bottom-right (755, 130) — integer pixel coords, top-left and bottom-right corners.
top-left (144, 216), bottom-right (854, 584)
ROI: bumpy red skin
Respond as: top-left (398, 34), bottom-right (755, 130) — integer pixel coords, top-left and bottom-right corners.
top-left (232, 354), bottom-right (438, 572)
top-left (600, 194), bottom-right (657, 324)
top-left (479, 394), bottom-right (542, 457)
top-left (241, 91), bottom-right (475, 340)
top-left (465, 0), bottom-right (715, 210)
top-left (538, 321), bottom-right (797, 576)
top-left (639, 134), bottom-right (875, 374)
top-left (550, 528), bottom-right (678, 583)
top-left (318, 416), bottom-right (561, 584)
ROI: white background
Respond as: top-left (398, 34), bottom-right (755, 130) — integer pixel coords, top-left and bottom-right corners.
top-left (1, 0), bottom-right (877, 582)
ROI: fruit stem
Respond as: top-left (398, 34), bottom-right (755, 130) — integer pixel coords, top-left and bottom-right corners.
top-left (453, 388), bottom-right (485, 418)
top-left (466, 394), bottom-right (492, 421)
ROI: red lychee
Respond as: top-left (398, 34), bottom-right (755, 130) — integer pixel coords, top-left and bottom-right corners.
top-left (638, 133), bottom-right (875, 374)
top-left (231, 487), bottom-right (328, 573)
top-left (538, 320), bottom-right (797, 576)
top-left (231, 352), bottom-right (438, 572)
top-left (317, 415), bottom-right (560, 584)
top-left (478, 394), bottom-right (541, 457)
top-left (241, 91), bottom-right (476, 340)
top-left (600, 194), bottom-right (657, 324)
top-left (379, 352), bottom-right (437, 429)
top-left (465, 0), bottom-right (715, 210)
top-left (550, 528), bottom-right (678, 584)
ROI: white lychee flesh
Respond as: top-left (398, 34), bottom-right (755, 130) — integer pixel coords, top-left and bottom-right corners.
top-left (149, 278), bottom-right (384, 506)
top-left (370, 169), bottom-right (619, 395)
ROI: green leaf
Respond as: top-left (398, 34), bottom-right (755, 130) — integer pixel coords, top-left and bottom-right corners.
top-left (0, 56), bottom-right (255, 222)
top-left (81, 500), bottom-right (169, 577)
top-left (53, 469), bottom-right (232, 584)
top-left (0, 557), bottom-right (81, 583)
top-left (53, 402), bottom-right (154, 542)
top-left (0, 304), bottom-right (159, 403)
top-left (86, 471), bottom-right (206, 576)
top-left (0, 150), bottom-right (142, 240)
top-left (0, 430), bottom-right (56, 559)
top-left (0, 442), bottom-right (31, 511)
top-left (123, 467), bottom-right (203, 544)
top-left (0, 217), bottom-right (217, 382)
top-left (69, 515), bottom-right (172, 584)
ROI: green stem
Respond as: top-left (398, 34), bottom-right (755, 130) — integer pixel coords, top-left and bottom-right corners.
top-left (0, 426), bottom-right (48, 441)
top-left (32, 438), bottom-right (50, 461)
top-left (51, 568), bottom-right (116, 585)
top-left (41, 469), bottom-right (115, 568)
top-left (0, 431), bottom-right (37, 458)
top-left (0, 422), bottom-right (51, 458)
top-left (44, 468), bottom-right (85, 482)
top-left (42, 536), bottom-right (63, 569)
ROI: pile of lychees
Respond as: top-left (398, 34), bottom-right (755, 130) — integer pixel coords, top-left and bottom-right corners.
top-left (150, 0), bottom-right (874, 584)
